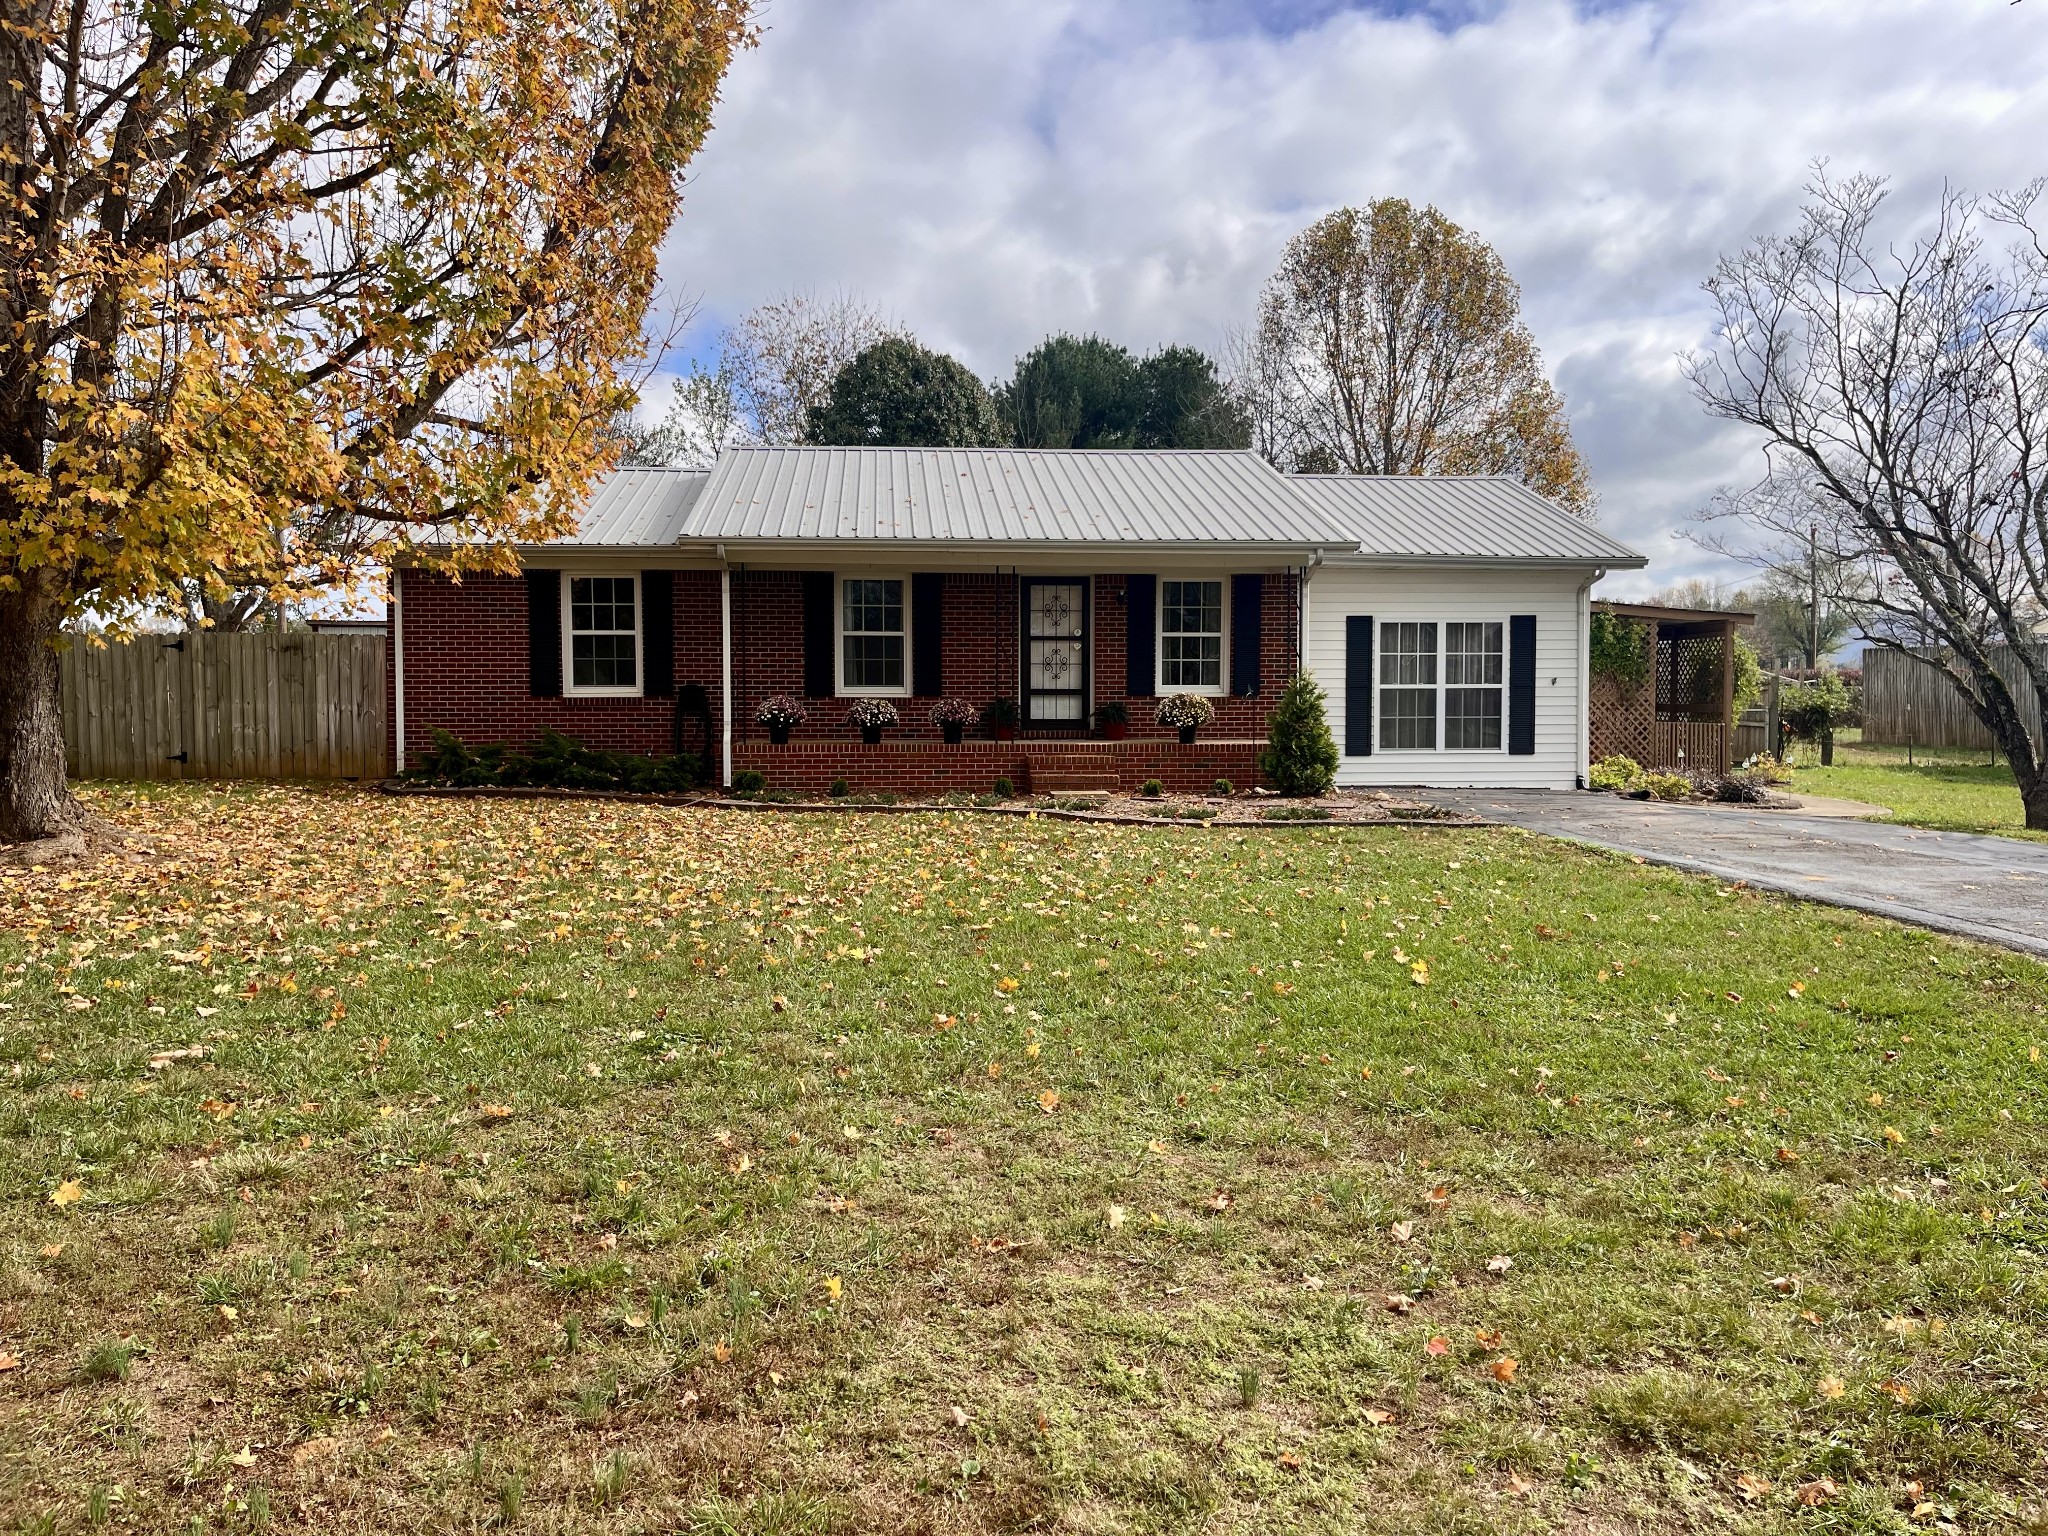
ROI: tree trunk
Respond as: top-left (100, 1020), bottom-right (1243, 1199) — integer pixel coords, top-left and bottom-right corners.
top-left (2017, 758), bottom-right (2048, 833)
top-left (0, 572), bottom-right (85, 844)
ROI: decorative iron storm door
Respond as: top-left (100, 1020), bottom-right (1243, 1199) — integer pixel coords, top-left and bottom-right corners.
top-left (1021, 577), bottom-right (1089, 727)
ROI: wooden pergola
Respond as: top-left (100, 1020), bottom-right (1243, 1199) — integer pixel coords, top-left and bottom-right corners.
top-left (1590, 601), bottom-right (1755, 774)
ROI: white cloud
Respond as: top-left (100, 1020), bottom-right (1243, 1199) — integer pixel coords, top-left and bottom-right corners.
top-left (656, 0), bottom-right (2048, 595)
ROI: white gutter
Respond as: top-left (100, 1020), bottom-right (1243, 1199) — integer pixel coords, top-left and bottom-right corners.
top-left (718, 548), bottom-right (733, 789)
top-left (391, 568), bottom-right (406, 776)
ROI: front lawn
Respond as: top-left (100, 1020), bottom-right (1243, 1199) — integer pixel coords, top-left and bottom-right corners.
top-left (1787, 738), bottom-right (2045, 843)
top-left (3, 785), bottom-right (2045, 1534)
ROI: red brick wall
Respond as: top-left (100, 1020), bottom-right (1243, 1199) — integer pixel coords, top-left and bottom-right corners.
top-left (731, 739), bottom-right (1267, 797)
top-left (388, 569), bottom-right (725, 770)
top-left (391, 565), bottom-right (1301, 780)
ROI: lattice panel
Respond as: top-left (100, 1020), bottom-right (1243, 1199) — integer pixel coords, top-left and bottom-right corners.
top-left (1657, 631), bottom-right (1725, 721)
top-left (1588, 672), bottom-right (1655, 766)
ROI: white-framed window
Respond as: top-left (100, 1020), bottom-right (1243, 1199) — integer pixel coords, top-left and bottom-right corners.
top-left (1158, 577), bottom-right (1226, 694)
top-left (1378, 619), bottom-right (1505, 751)
top-left (838, 575), bottom-right (908, 695)
top-left (563, 573), bottom-right (641, 696)
top-left (1443, 621), bottom-right (1504, 750)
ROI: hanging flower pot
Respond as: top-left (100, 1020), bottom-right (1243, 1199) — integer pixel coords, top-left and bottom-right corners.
top-left (929, 698), bottom-right (975, 745)
top-left (848, 697), bottom-right (898, 746)
top-left (1156, 692), bottom-right (1215, 746)
top-left (755, 694), bottom-right (807, 746)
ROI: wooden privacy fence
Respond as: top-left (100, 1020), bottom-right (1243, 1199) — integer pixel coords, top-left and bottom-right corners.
top-left (62, 632), bottom-right (387, 781)
top-left (1862, 645), bottom-right (2044, 750)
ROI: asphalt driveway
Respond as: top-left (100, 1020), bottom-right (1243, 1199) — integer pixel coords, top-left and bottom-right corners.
top-left (1420, 789), bottom-right (2048, 959)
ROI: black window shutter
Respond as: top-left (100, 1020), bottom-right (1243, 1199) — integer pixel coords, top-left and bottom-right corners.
top-left (1230, 574), bottom-right (1263, 696)
top-left (640, 571), bottom-right (674, 697)
top-left (1508, 613), bottom-right (1537, 755)
top-left (526, 569), bottom-right (561, 697)
top-left (801, 572), bottom-right (836, 697)
top-left (1344, 615), bottom-right (1373, 756)
top-left (1125, 575), bottom-right (1155, 697)
top-left (911, 573), bottom-right (944, 697)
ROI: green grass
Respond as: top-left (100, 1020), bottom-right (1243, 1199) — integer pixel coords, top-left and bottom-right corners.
top-left (2, 782), bottom-right (2046, 1534)
top-left (1787, 736), bottom-right (2046, 842)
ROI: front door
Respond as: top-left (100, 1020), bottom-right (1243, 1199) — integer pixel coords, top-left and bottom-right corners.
top-left (1022, 577), bottom-right (1089, 727)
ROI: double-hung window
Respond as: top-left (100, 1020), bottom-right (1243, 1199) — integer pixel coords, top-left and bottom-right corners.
top-left (565, 575), bottom-right (639, 694)
top-left (1443, 622), bottom-right (1504, 749)
top-left (1159, 579), bottom-right (1224, 692)
top-left (1378, 619), bottom-right (1505, 750)
top-left (841, 577), bottom-right (906, 693)
top-left (1379, 622), bottom-right (1438, 749)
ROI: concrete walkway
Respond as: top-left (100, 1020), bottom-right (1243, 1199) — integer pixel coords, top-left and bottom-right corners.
top-left (1419, 789), bottom-right (2048, 959)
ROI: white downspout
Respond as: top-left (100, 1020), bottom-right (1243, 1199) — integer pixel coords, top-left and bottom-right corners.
top-left (1576, 569), bottom-right (1602, 789)
top-left (392, 567), bottom-right (406, 777)
top-left (719, 550), bottom-right (733, 789)
top-left (1299, 554), bottom-right (1322, 675)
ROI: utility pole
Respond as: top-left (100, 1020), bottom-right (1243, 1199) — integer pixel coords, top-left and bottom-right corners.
top-left (1808, 525), bottom-right (1820, 670)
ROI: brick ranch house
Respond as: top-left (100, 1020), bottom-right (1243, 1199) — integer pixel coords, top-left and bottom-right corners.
top-left (387, 446), bottom-right (1645, 795)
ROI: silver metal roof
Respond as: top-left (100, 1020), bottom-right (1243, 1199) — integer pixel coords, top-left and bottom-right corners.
top-left (684, 446), bottom-right (1359, 547)
top-left (1289, 475), bottom-right (1646, 566)
top-left (563, 467), bottom-right (711, 546)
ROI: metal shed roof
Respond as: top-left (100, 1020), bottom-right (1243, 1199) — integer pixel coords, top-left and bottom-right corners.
top-left (563, 466), bottom-right (712, 546)
top-left (1290, 475), bottom-right (1645, 566)
top-left (685, 446), bottom-right (1359, 547)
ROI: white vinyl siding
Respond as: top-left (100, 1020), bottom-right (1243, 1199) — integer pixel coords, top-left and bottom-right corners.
top-left (1305, 566), bottom-right (1592, 790)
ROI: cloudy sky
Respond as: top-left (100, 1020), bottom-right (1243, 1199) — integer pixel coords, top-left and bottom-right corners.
top-left (653, 0), bottom-right (2048, 597)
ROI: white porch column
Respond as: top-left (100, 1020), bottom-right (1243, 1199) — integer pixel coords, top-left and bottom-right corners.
top-left (391, 568), bottom-right (406, 776)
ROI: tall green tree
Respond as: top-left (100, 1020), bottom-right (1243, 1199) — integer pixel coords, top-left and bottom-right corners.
top-left (0, 0), bottom-right (753, 845)
top-left (995, 334), bottom-right (1248, 450)
top-left (805, 339), bottom-right (1003, 447)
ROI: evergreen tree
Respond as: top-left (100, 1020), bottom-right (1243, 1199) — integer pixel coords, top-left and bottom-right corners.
top-left (1260, 673), bottom-right (1340, 796)
top-left (806, 339), bottom-right (1004, 447)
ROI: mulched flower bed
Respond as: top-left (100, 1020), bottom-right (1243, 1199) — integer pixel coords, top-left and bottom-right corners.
top-left (380, 780), bottom-right (1489, 827)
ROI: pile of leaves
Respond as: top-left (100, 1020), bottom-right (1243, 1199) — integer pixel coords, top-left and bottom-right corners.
top-left (405, 728), bottom-right (700, 793)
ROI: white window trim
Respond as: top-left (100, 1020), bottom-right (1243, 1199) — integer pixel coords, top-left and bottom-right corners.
top-left (561, 571), bottom-right (643, 698)
top-left (1154, 574), bottom-right (1230, 698)
top-left (1376, 616), bottom-right (1508, 753)
top-left (835, 572), bottom-right (912, 698)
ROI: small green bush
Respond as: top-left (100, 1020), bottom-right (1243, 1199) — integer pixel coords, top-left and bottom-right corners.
top-left (1260, 673), bottom-right (1339, 795)
top-left (1211, 778), bottom-right (1233, 797)
top-left (1589, 754), bottom-right (1644, 792)
top-left (1642, 771), bottom-right (1693, 801)
top-left (409, 728), bottom-right (698, 793)
top-left (1261, 805), bottom-right (1332, 822)
top-left (730, 768), bottom-right (766, 796)
top-left (829, 777), bottom-right (849, 798)
top-left (1139, 778), bottom-right (1164, 798)
top-left (992, 776), bottom-right (1014, 798)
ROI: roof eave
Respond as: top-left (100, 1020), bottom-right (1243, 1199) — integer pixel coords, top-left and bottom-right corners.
top-left (1320, 552), bottom-right (1649, 570)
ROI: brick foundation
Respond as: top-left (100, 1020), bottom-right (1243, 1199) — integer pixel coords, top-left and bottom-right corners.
top-left (731, 737), bottom-right (1267, 796)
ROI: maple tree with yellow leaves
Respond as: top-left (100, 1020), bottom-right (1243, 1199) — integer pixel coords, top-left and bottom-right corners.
top-left (0, 0), bottom-right (754, 842)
